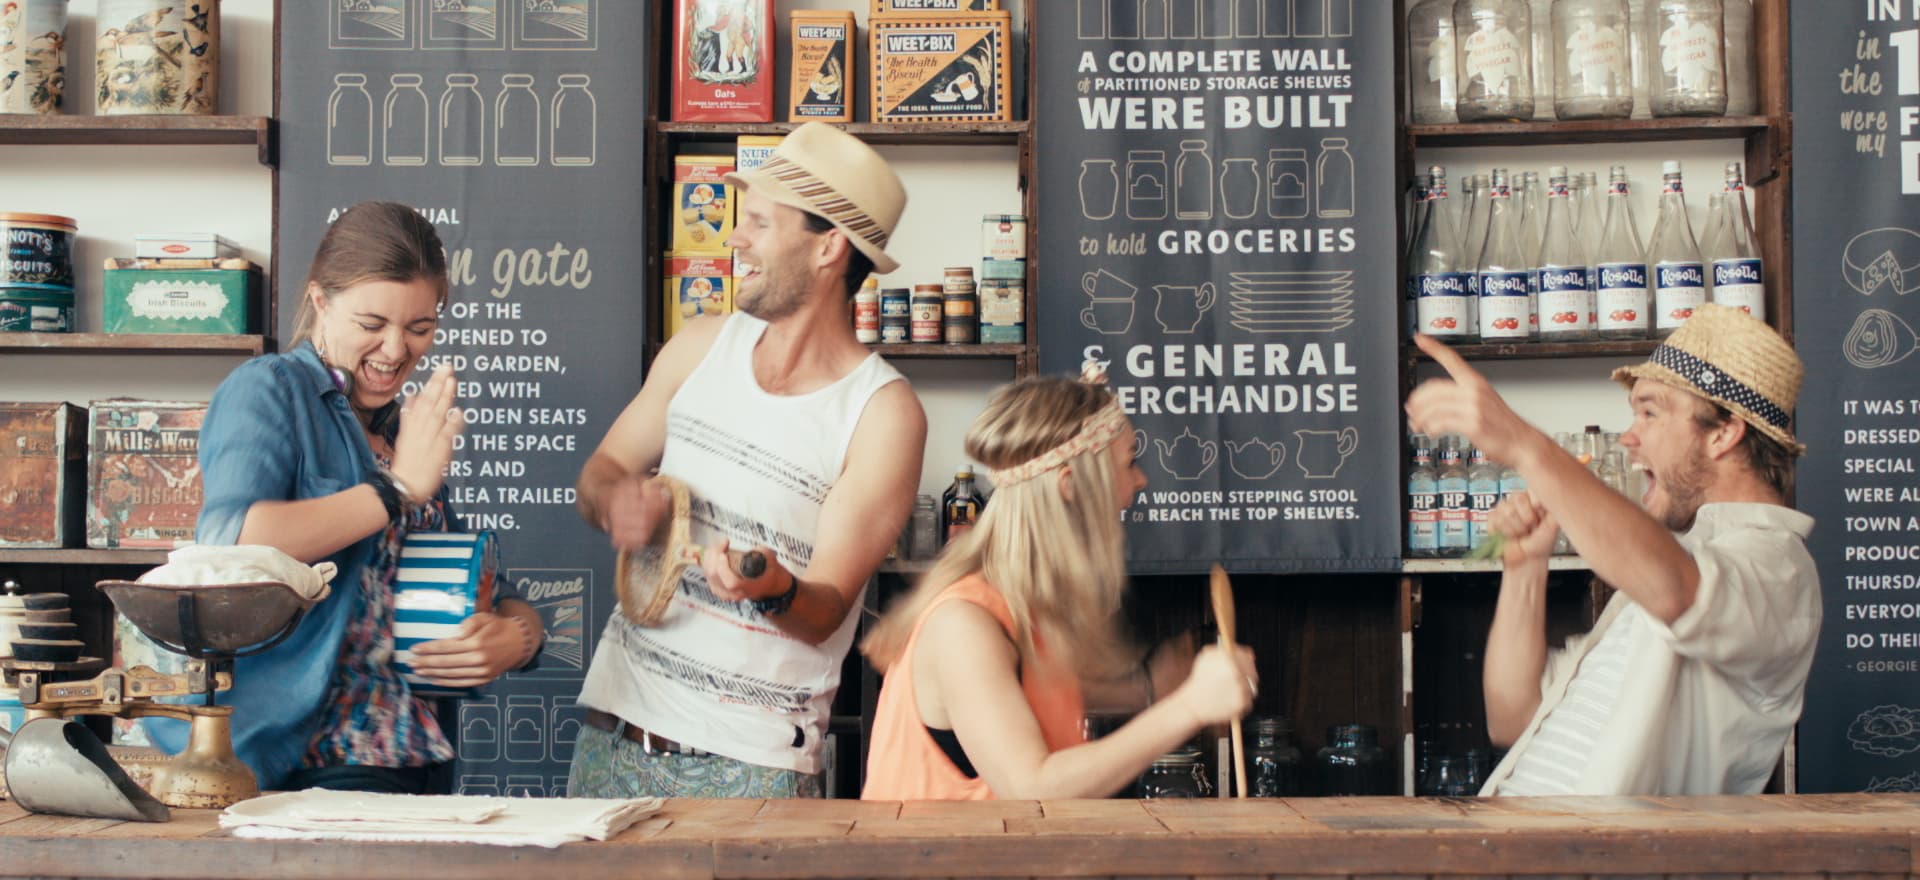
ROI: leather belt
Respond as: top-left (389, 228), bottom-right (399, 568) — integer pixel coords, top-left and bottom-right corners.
top-left (582, 709), bottom-right (709, 757)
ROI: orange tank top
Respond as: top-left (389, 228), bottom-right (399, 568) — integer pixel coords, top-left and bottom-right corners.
top-left (861, 575), bottom-right (1086, 800)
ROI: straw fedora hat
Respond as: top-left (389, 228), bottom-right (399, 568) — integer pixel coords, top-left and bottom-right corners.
top-left (1612, 303), bottom-right (1805, 455)
top-left (724, 123), bottom-right (907, 275)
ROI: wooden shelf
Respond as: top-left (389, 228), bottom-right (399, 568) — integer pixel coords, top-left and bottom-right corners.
top-left (878, 558), bottom-right (934, 575)
top-left (0, 115), bottom-right (276, 165)
top-left (1411, 339), bottom-right (1658, 363)
top-left (0, 548), bottom-right (170, 566)
top-left (0, 333), bottom-right (270, 355)
top-left (657, 121), bottom-right (1029, 146)
top-left (1409, 116), bottom-right (1771, 149)
top-left (1402, 555), bottom-right (1590, 574)
top-left (869, 342), bottom-right (1024, 360)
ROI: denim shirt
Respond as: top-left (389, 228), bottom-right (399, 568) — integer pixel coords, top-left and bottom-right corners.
top-left (144, 342), bottom-right (407, 788)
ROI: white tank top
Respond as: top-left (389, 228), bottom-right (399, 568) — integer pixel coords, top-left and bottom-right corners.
top-left (577, 313), bottom-right (905, 773)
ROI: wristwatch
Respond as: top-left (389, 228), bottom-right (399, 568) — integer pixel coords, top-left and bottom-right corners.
top-left (751, 570), bottom-right (799, 617)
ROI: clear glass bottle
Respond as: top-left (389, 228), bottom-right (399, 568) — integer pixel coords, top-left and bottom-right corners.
top-left (1519, 170), bottom-right (1545, 339)
top-left (1175, 139), bottom-right (1214, 220)
top-left (1409, 0), bottom-right (1460, 123)
top-left (1468, 445), bottom-right (1502, 553)
top-left (1408, 434), bottom-right (1439, 558)
top-left (1317, 724), bottom-right (1394, 796)
top-left (1594, 164), bottom-right (1650, 339)
top-left (1649, 161), bottom-right (1706, 337)
top-left (1405, 173), bottom-right (1432, 332)
top-left (1454, 0), bottom-right (1536, 121)
top-left (1722, 0), bottom-right (1756, 115)
top-left (1139, 748), bottom-right (1213, 798)
top-left (328, 73), bottom-right (374, 166)
top-left (383, 74), bottom-right (429, 167)
top-left (1538, 166), bottom-right (1593, 340)
top-left (438, 74), bottom-right (485, 167)
top-left (551, 74), bottom-right (597, 167)
top-left (1599, 449), bottom-right (1627, 496)
top-left (1645, 0), bottom-right (1727, 116)
top-left (1411, 166), bottom-right (1476, 342)
top-left (1575, 170), bottom-right (1603, 251)
top-left (1705, 160), bottom-right (1764, 320)
top-left (1530, 0), bottom-right (1556, 118)
top-left (496, 74), bottom-right (542, 166)
top-left (1437, 436), bottom-right (1472, 557)
top-left (1425, 755), bottom-right (1477, 797)
top-left (1477, 169), bottom-right (1532, 342)
top-left (1317, 138), bottom-right (1356, 218)
top-left (1553, 0), bottom-right (1634, 119)
top-left (1248, 717), bottom-right (1304, 797)
top-left (1407, 173), bottom-right (1433, 254)
top-left (1499, 454), bottom-right (1528, 503)
top-left (1628, 0), bottom-right (1652, 118)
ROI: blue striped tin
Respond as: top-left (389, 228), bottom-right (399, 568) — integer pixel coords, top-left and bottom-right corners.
top-left (392, 530), bottom-right (498, 697)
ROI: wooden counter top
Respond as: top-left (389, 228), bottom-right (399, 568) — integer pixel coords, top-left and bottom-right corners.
top-left (4, 793), bottom-right (1919, 879)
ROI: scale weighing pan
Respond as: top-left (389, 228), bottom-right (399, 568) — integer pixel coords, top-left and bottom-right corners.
top-left (98, 581), bottom-right (317, 654)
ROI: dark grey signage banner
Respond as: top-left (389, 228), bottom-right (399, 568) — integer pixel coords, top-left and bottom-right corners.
top-left (279, 0), bottom-right (645, 796)
top-left (1037, 0), bottom-right (1399, 574)
top-left (1792, 1), bottom-right (1920, 793)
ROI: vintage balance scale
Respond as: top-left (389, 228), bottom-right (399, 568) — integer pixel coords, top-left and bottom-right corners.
top-left (0, 579), bottom-right (322, 822)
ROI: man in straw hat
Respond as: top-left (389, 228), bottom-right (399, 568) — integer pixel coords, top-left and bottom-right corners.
top-left (1406, 303), bottom-right (1819, 795)
top-left (569, 123), bottom-right (926, 798)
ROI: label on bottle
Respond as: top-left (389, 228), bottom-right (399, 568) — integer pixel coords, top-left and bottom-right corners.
top-left (1463, 25), bottom-right (1527, 93)
top-left (1711, 258), bottom-right (1765, 319)
top-left (1567, 21), bottom-right (1627, 91)
top-left (1408, 486), bottom-right (1438, 555)
top-left (1595, 262), bottom-right (1650, 332)
top-left (1469, 479), bottom-right (1500, 549)
top-left (1537, 266), bottom-right (1594, 335)
top-left (1654, 262), bottom-right (1706, 330)
top-left (1415, 272), bottom-right (1473, 338)
top-left (1438, 480), bottom-right (1470, 553)
top-left (1477, 270), bottom-right (1531, 340)
top-left (1660, 20), bottom-right (1723, 90)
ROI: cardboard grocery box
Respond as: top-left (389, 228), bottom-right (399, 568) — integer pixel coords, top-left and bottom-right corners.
top-left (666, 255), bottom-right (735, 340)
top-left (870, 12), bottom-right (1011, 124)
top-left (872, 0), bottom-right (998, 13)
top-left (87, 401), bottom-right (206, 549)
top-left (790, 10), bottom-right (855, 122)
top-left (672, 0), bottom-right (774, 122)
top-left (0, 403), bottom-right (86, 548)
top-left (102, 259), bottom-right (260, 335)
top-left (672, 155), bottom-right (737, 256)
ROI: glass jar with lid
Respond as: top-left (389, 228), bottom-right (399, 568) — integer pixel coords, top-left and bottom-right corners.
top-left (1408, 0), bottom-right (1459, 123)
top-left (1644, 0), bottom-right (1727, 117)
top-left (1316, 723), bottom-right (1394, 796)
top-left (1453, 0), bottom-right (1536, 121)
top-left (1248, 716), bottom-right (1303, 797)
top-left (1138, 748), bottom-right (1213, 798)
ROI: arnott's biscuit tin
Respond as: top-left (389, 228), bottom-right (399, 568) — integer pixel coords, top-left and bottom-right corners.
top-left (870, 11), bottom-right (1010, 124)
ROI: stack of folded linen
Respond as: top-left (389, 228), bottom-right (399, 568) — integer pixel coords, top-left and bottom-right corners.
top-left (220, 790), bottom-right (664, 848)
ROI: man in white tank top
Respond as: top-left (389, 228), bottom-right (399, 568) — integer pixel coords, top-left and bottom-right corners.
top-left (568, 124), bottom-right (927, 798)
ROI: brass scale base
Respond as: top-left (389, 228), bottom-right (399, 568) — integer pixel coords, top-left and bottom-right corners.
top-left (1, 655), bottom-right (258, 810)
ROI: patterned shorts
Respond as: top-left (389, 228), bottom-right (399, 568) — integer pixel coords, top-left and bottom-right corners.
top-left (566, 725), bottom-right (823, 799)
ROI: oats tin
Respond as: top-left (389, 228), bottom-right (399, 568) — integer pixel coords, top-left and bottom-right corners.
top-left (0, 0), bottom-right (70, 115)
top-left (672, 0), bottom-right (773, 122)
top-left (96, 0), bottom-right (219, 115)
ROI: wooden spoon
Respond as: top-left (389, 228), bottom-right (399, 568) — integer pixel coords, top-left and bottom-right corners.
top-left (1210, 564), bottom-right (1247, 798)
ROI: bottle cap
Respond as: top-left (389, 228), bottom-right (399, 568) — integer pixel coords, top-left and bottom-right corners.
top-left (861, 277), bottom-right (878, 289)
top-left (1548, 165), bottom-right (1567, 178)
top-left (1663, 160), bottom-right (1682, 175)
top-left (1428, 164), bottom-right (1446, 178)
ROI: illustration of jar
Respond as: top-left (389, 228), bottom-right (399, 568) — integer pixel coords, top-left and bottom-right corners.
top-left (1080, 159), bottom-right (1120, 221)
top-left (550, 74), bottom-right (596, 167)
top-left (1109, 0), bottom-right (1142, 38)
top-left (1202, 0), bottom-right (1234, 38)
top-left (1266, 148), bottom-right (1309, 219)
top-left (505, 694), bottom-right (545, 763)
top-left (1262, 0), bottom-right (1291, 35)
top-left (458, 695), bottom-right (501, 763)
top-left (1292, 0), bottom-right (1328, 36)
top-left (1315, 138), bottom-right (1355, 219)
top-left (439, 73), bottom-right (485, 166)
top-left (1141, 0), bottom-right (1170, 38)
top-left (550, 696), bottom-right (583, 765)
top-left (495, 73), bottom-right (541, 167)
top-left (1079, 0), bottom-right (1107, 38)
top-left (1220, 157), bottom-right (1260, 220)
top-left (383, 73), bottom-right (429, 167)
top-left (327, 73), bottom-right (373, 167)
top-left (1174, 140), bottom-right (1214, 221)
top-left (1126, 150), bottom-right (1168, 221)
top-left (1168, 0), bottom-right (1201, 38)
top-left (1235, 0), bottom-right (1263, 36)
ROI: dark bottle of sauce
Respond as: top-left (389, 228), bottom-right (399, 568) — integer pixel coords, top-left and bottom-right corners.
top-left (940, 466), bottom-right (985, 546)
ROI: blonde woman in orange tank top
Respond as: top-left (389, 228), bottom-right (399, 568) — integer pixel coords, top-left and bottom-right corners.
top-left (861, 375), bottom-right (1257, 800)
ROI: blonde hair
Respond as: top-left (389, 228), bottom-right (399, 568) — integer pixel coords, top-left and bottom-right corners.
top-left (862, 376), bottom-right (1136, 679)
top-left (290, 201), bottom-right (450, 347)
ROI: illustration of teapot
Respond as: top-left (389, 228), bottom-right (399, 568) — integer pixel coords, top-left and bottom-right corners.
top-left (1293, 428), bottom-right (1359, 479)
top-left (1155, 427), bottom-right (1218, 481)
top-left (1153, 282), bottom-right (1216, 334)
top-left (1226, 438), bottom-right (1286, 480)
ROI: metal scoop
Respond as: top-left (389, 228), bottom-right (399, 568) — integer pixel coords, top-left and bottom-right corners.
top-left (0, 718), bottom-right (170, 822)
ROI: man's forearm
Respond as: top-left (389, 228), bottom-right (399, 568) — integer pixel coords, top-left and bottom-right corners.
top-left (575, 454), bottom-right (628, 530)
top-left (765, 574), bottom-right (857, 646)
top-left (1484, 562), bottom-right (1549, 747)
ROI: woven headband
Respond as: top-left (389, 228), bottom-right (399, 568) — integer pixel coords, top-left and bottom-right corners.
top-left (988, 402), bottom-right (1130, 486)
top-left (1648, 344), bottom-right (1791, 430)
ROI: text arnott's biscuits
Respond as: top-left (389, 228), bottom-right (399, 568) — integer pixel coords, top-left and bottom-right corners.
top-left (870, 12), bottom-right (1011, 124)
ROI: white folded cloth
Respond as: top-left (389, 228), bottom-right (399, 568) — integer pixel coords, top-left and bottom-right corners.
top-left (220, 790), bottom-right (663, 849)
top-left (140, 545), bottom-right (336, 602)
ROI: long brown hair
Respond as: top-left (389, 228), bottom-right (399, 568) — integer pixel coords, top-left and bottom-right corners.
top-left (862, 376), bottom-right (1136, 680)
top-left (289, 201), bottom-right (450, 346)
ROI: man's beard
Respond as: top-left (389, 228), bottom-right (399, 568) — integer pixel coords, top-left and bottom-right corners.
top-left (736, 268), bottom-right (805, 322)
top-left (1658, 444), bottom-right (1713, 532)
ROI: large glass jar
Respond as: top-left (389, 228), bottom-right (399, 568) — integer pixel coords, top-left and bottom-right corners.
top-left (1408, 0), bottom-right (1458, 124)
top-left (1248, 717), bottom-right (1303, 797)
top-left (1422, 755), bottom-right (1478, 797)
top-left (1553, 0), bottom-right (1633, 119)
top-left (1139, 748), bottom-right (1213, 798)
top-left (1317, 723), bottom-right (1394, 796)
top-left (1453, 0), bottom-right (1535, 121)
top-left (1628, 0), bottom-right (1651, 117)
top-left (1529, 0), bottom-right (1555, 119)
top-left (1644, 0), bottom-right (1726, 116)
top-left (1722, 0), bottom-right (1755, 115)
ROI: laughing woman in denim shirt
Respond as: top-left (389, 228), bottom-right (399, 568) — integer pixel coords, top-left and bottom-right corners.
top-left (148, 202), bottom-right (544, 794)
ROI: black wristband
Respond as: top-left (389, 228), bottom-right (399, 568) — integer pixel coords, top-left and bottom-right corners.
top-left (751, 570), bottom-right (799, 617)
top-left (366, 468), bottom-right (405, 521)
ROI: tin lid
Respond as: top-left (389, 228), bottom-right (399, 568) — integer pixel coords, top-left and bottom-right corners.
top-left (983, 214), bottom-right (1025, 222)
top-left (0, 213), bottom-right (77, 230)
top-left (913, 284), bottom-right (943, 294)
top-left (943, 267), bottom-right (975, 277)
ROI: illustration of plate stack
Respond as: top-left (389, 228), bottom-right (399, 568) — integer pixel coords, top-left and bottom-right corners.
top-left (1227, 270), bottom-right (1354, 334)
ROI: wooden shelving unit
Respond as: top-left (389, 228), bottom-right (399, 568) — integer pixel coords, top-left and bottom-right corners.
top-left (0, 115), bottom-right (277, 165)
top-left (1409, 116), bottom-right (1770, 148)
top-left (1409, 339), bottom-right (1660, 363)
top-left (0, 548), bottom-right (170, 566)
top-left (0, 333), bottom-right (271, 356)
top-left (659, 121), bottom-right (1029, 146)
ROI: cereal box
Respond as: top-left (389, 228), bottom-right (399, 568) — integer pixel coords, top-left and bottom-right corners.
top-left (87, 401), bottom-right (206, 549)
top-left (672, 0), bottom-right (775, 122)
top-left (673, 155), bottom-right (737, 256)
top-left (666, 255), bottom-right (736, 339)
top-left (870, 12), bottom-right (1012, 124)
top-left (0, 403), bottom-right (85, 548)
top-left (871, 0), bottom-right (999, 13)
top-left (736, 134), bottom-right (783, 173)
top-left (790, 10), bottom-right (855, 123)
